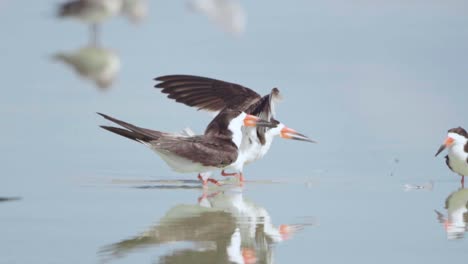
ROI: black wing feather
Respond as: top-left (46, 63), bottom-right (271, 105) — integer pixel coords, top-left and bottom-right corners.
top-left (154, 75), bottom-right (262, 112)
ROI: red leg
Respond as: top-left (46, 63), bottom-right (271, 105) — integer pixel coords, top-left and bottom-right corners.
top-left (208, 178), bottom-right (222, 186)
top-left (198, 190), bottom-right (221, 204)
top-left (198, 174), bottom-right (208, 186)
top-left (198, 174), bottom-right (222, 186)
top-left (239, 172), bottom-right (245, 182)
top-left (197, 190), bottom-right (208, 203)
top-left (220, 170), bottom-right (246, 185)
top-left (221, 170), bottom-right (238, 177)
top-left (462, 176), bottom-right (465, 188)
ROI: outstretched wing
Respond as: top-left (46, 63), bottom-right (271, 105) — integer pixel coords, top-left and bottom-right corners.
top-left (154, 74), bottom-right (262, 112)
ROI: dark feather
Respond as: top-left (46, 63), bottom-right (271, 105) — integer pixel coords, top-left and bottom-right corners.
top-left (448, 127), bottom-right (468, 138)
top-left (153, 136), bottom-right (238, 168)
top-left (445, 155), bottom-right (454, 172)
top-left (154, 75), bottom-right (261, 112)
top-left (100, 126), bottom-right (155, 143)
top-left (97, 112), bottom-right (164, 140)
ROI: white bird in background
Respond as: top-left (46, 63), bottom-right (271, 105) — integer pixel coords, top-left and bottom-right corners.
top-left (435, 127), bottom-right (468, 187)
top-left (57, 0), bottom-right (123, 45)
top-left (435, 188), bottom-right (468, 240)
top-left (188, 0), bottom-right (247, 36)
top-left (120, 0), bottom-right (147, 23)
top-left (57, 0), bottom-right (147, 45)
top-left (53, 46), bottom-right (121, 90)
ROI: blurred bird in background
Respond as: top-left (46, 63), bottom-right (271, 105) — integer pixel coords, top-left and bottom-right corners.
top-left (57, 0), bottom-right (147, 45)
top-left (57, 0), bottom-right (123, 45)
top-left (120, 0), bottom-right (147, 23)
top-left (188, 0), bottom-right (247, 36)
top-left (55, 0), bottom-right (148, 90)
top-left (53, 46), bottom-right (121, 90)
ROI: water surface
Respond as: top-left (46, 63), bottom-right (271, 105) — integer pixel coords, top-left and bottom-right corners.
top-left (1, 1), bottom-right (468, 263)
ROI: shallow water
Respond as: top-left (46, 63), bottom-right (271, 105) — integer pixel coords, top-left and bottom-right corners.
top-left (1, 1), bottom-right (468, 263)
top-left (2, 169), bottom-right (468, 263)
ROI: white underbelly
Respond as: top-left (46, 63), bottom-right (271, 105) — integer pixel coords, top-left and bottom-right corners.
top-left (227, 153), bottom-right (246, 172)
top-left (244, 147), bottom-right (264, 165)
top-left (244, 142), bottom-right (272, 165)
top-left (448, 154), bottom-right (468, 176)
top-left (152, 149), bottom-right (217, 173)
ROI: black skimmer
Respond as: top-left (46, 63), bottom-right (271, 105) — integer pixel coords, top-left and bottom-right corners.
top-left (154, 74), bottom-right (315, 182)
top-left (435, 127), bottom-right (468, 186)
top-left (97, 110), bottom-right (275, 186)
top-left (57, 0), bottom-right (123, 45)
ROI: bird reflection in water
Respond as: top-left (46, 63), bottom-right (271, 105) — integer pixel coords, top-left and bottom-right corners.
top-left (0, 197), bottom-right (21, 203)
top-left (435, 187), bottom-right (468, 240)
top-left (99, 186), bottom-right (313, 263)
top-left (53, 46), bottom-right (121, 90)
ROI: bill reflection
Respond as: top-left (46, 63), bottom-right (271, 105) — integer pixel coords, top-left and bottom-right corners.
top-left (100, 186), bottom-right (310, 263)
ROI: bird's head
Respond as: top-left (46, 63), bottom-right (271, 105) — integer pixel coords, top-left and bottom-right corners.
top-left (435, 127), bottom-right (468, 156)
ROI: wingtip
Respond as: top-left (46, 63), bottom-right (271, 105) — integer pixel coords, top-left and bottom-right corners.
top-left (97, 112), bottom-right (115, 122)
top-left (99, 125), bottom-right (120, 132)
top-left (99, 125), bottom-right (114, 132)
top-left (271, 87), bottom-right (283, 101)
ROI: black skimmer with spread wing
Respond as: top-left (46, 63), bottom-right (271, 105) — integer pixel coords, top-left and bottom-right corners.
top-left (435, 127), bottom-right (468, 187)
top-left (154, 74), bottom-right (315, 182)
top-left (98, 110), bottom-right (275, 186)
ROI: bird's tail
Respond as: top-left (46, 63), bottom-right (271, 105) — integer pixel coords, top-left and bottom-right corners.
top-left (98, 113), bottom-right (163, 144)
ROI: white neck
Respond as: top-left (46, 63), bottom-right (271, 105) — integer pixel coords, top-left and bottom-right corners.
top-left (228, 114), bottom-right (245, 148)
top-left (260, 128), bottom-right (278, 154)
top-left (447, 133), bottom-right (468, 159)
top-left (254, 124), bottom-right (282, 161)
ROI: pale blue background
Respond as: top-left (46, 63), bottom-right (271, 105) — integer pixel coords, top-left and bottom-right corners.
top-left (1, 1), bottom-right (467, 263)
